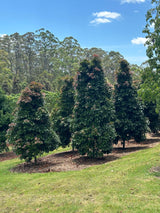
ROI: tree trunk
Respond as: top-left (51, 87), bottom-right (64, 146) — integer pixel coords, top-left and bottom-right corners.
top-left (34, 156), bottom-right (37, 164)
top-left (122, 140), bottom-right (125, 149)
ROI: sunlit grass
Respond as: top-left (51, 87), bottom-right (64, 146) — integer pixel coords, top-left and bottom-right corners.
top-left (0, 144), bottom-right (160, 213)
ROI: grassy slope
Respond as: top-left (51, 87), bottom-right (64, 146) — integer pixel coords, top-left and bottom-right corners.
top-left (0, 145), bottom-right (160, 213)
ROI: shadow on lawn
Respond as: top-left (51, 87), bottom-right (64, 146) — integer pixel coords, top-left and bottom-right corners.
top-left (113, 146), bottom-right (149, 153)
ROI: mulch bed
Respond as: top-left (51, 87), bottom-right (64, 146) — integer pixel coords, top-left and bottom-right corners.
top-left (0, 151), bottom-right (17, 162)
top-left (1, 133), bottom-right (160, 173)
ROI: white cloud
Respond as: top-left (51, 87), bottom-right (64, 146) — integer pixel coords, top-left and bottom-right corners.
top-left (0, 34), bottom-right (7, 38)
top-left (131, 37), bottom-right (147, 45)
top-left (90, 11), bottom-right (121, 25)
top-left (121, 0), bottom-right (145, 3)
top-left (134, 10), bottom-right (139, 13)
top-left (93, 11), bottom-right (121, 19)
top-left (90, 18), bottom-right (111, 24)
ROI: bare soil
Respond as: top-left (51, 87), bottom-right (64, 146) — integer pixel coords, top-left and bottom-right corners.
top-left (1, 133), bottom-right (160, 173)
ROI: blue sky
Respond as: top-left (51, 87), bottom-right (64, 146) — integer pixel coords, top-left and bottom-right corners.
top-left (0, 0), bottom-right (152, 65)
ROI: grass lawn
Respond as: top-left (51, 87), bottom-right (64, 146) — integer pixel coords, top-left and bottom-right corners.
top-left (0, 145), bottom-right (160, 213)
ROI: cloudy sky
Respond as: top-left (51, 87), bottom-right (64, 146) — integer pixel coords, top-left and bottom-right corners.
top-left (0, 0), bottom-right (152, 65)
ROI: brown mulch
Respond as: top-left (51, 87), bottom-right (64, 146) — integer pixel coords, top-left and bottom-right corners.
top-left (0, 151), bottom-right (17, 162)
top-left (0, 133), bottom-right (160, 173)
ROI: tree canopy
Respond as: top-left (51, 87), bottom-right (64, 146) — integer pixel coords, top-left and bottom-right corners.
top-left (139, 0), bottom-right (160, 110)
top-left (0, 28), bottom-right (142, 94)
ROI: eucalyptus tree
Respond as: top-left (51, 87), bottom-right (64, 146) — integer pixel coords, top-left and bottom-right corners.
top-left (83, 47), bottom-right (107, 60)
top-left (103, 51), bottom-right (124, 84)
top-left (10, 33), bottom-right (24, 77)
top-left (22, 32), bottom-right (37, 82)
top-left (58, 36), bottom-right (83, 76)
top-left (139, 0), bottom-right (160, 110)
top-left (35, 28), bottom-right (60, 74)
top-left (0, 50), bottom-right (12, 93)
top-left (0, 34), bottom-right (14, 73)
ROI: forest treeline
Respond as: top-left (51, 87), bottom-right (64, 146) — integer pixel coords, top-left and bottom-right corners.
top-left (0, 28), bottom-right (142, 94)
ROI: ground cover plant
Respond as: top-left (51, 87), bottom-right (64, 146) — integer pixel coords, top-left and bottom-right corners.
top-left (0, 134), bottom-right (160, 213)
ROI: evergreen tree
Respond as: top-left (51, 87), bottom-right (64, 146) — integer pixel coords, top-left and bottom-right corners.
top-left (72, 55), bottom-right (116, 158)
top-left (52, 77), bottom-right (74, 147)
top-left (7, 82), bottom-right (60, 163)
top-left (114, 59), bottom-right (147, 149)
top-left (0, 88), bottom-right (12, 152)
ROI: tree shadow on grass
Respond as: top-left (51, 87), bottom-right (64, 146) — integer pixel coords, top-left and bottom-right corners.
top-left (113, 146), bottom-right (149, 153)
top-left (73, 155), bottom-right (120, 166)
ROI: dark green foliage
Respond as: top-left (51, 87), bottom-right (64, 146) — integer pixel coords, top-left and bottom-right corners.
top-left (144, 102), bottom-right (160, 133)
top-left (0, 88), bottom-right (12, 152)
top-left (52, 77), bottom-right (74, 147)
top-left (72, 55), bottom-right (116, 158)
top-left (7, 82), bottom-right (60, 163)
top-left (114, 59), bottom-right (147, 148)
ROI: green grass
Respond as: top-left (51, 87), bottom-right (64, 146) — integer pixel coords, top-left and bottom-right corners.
top-left (0, 145), bottom-right (160, 213)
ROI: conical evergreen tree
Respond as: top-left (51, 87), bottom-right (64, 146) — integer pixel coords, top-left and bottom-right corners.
top-left (114, 59), bottom-right (147, 149)
top-left (7, 82), bottom-right (60, 163)
top-left (53, 77), bottom-right (74, 147)
top-left (72, 55), bottom-right (116, 158)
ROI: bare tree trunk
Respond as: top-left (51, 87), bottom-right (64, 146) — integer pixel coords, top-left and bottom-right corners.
top-left (122, 140), bottom-right (125, 149)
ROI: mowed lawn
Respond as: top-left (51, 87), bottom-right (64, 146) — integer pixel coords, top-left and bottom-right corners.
top-left (0, 144), bottom-right (160, 213)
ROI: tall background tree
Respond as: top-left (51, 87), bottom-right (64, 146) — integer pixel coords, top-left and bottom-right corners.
top-left (0, 28), bottom-right (143, 94)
